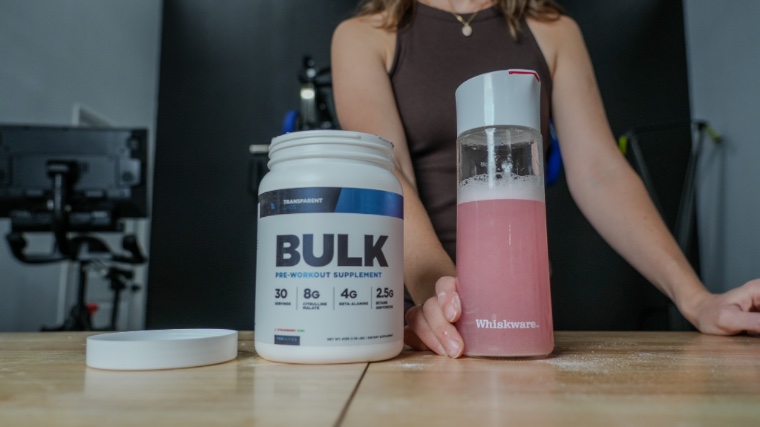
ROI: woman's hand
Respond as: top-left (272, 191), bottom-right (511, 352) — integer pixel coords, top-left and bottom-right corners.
top-left (691, 279), bottom-right (760, 336)
top-left (404, 276), bottom-right (465, 358)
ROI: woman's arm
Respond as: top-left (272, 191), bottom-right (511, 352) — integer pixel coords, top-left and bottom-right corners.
top-left (331, 17), bottom-right (457, 307)
top-left (535, 16), bottom-right (760, 334)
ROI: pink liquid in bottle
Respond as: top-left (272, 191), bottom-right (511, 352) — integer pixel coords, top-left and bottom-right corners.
top-left (456, 179), bottom-right (553, 357)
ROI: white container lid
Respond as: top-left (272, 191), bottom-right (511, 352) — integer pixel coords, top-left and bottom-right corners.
top-left (455, 69), bottom-right (541, 136)
top-left (86, 329), bottom-right (238, 370)
top-left (268, 129), bottom-right (395, 170)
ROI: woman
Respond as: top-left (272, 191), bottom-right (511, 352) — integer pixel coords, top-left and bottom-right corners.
top-left (331, 0), bottom-right (760, 358)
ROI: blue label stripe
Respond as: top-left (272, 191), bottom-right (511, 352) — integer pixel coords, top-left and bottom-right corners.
top-left (334, 188), bottom-right (403, 218)
top-left (259, 187), bottom-right (403, 219)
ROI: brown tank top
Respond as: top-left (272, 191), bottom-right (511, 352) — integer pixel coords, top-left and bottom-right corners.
top-left (390, 3), bottom-right (553, 260)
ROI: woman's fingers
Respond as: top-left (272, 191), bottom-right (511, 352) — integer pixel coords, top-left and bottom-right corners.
top-left (402, 276), bottom-right (465, 358)
top-left (435, 276), bottom-right (462, 323)
top-left (421, 293), bottom-right (464, 358)
top-left (405, 304), bottom-right (447, 355)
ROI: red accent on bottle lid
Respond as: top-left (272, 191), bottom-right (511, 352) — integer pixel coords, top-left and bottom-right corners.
top-left (508, 70), bottom-right (540, 82)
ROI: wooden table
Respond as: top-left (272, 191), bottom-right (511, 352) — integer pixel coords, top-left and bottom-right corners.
top-left (1, 331), bottom-right (758, 426)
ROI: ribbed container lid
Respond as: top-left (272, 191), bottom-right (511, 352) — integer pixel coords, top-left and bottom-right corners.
top-left (268, 130), bottom-right (394, 170)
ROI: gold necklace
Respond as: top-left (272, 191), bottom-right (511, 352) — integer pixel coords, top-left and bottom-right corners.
top-left (447, 1), bottom-right (481, 36)
top-left (451, 10), bottom-right (479, 36)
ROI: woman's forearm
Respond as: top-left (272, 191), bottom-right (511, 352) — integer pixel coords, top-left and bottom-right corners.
top-left (396, 170), bottom-right (457, 304)
top-left (567, 159), bottom-right (709, 325)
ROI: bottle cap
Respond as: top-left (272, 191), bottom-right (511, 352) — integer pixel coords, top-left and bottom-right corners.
top-left (455, 69), bottom-right (541, 136)
top-left (86, 329), bottom-right (238, 370)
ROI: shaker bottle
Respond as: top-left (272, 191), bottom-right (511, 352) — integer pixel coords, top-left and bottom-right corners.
top-left (454, 69), bottom-right (554, 357)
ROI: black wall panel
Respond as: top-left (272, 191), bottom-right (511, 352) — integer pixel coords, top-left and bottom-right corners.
top-left (147, 0), bottom-right (357, 329)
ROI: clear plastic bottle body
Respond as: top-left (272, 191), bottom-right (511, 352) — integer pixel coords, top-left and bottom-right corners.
top-left (456, 125), bottom-right (554, 357)
top-left (254, 130), bottom-right (404, 364)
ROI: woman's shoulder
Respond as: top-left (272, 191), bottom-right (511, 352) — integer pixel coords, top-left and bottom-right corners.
top-left (334, 12), bottom-right (393, 41)
top-left (526, 15), bottom-right (585, 73)
top-left (527, 14), bottom-right (583, 43)
top-left (332, 13), bottom-right (396, 70)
